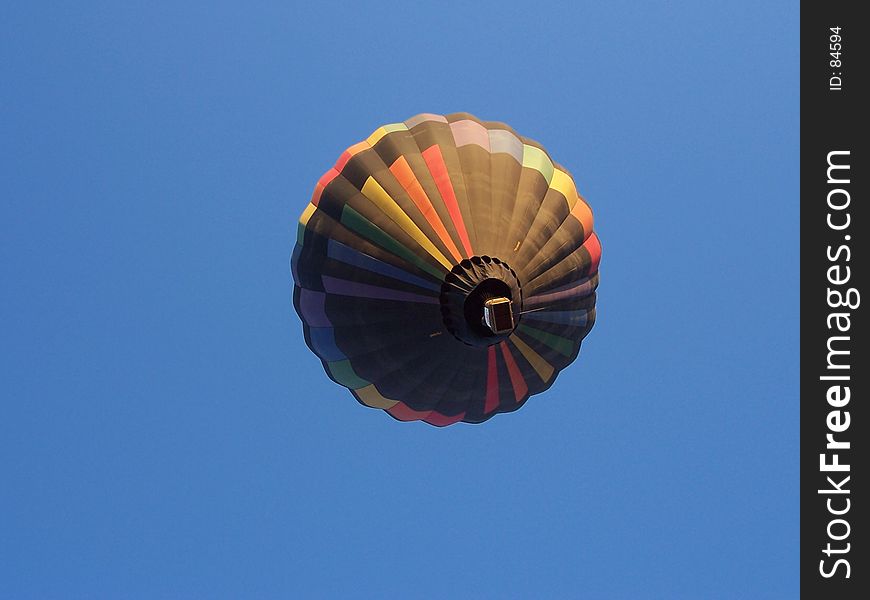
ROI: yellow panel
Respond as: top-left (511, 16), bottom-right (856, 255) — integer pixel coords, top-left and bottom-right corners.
top-left (355, 384), bottom-right (398, 409)
top-left (366, 123), bottom-right (409, 146)
top-left (299, 202), bottom-right (317, 226)
top-left (361, 177), bottom-right (453, 270)
top-left (550, 169), bottom-right (578, 210)
top-left (510, 334), bottom-right (555, 382)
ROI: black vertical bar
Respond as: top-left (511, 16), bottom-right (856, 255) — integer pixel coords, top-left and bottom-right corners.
top-left (801, 3), bottom-right (866, 597)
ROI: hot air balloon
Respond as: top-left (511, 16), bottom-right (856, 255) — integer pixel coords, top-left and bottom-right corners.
top-left (291, 113), bottom-right (601, 426)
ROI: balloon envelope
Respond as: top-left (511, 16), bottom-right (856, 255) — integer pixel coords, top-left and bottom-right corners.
top-left (292, 113), bottom-right (601, 425)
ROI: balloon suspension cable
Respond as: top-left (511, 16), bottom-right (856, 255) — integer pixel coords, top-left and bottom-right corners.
top-left (516, 306), bottom-right (548, 315)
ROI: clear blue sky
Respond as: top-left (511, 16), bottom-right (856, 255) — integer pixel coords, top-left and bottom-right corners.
top-left (1, 1), bottom-right (798, 598)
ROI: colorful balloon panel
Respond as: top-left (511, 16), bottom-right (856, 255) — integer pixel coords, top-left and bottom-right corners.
top-left (292, 113), bottom-right (601, 425)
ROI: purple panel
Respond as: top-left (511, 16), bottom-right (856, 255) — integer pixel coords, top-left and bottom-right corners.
top-left (298, 289), bottom-right (332, 327)
top-left (525, 277), bottom-right (597, 307)
top-left (322, 276), bottom-right (440, 304)
top-left (525, 309), bottom-right (589, 327)
top-left (537, 275), bottom-right (595, 295)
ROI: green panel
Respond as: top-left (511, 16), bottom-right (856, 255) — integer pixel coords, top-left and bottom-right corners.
top-left (340, 205), bottom-right (444, 279)
top-left (326, 359), bottom-right (370, 389)
top-left (516, 324), bottom-right (575, 357)
top-left (522, 145), bottom-right (554, 183)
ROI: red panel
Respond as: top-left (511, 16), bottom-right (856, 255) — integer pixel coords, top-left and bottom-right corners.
top-left (423, 411), bottom-right (466, 427)
top-left (499, 341), bottom-right (528, 401)
top-left (389, 156), bottom-right (463, 262)
top-left (584, 232), bottom-right (602, 273)
top-left (421, 144), bottom-right (474, 258)
top-left (387, 401), bottom-right (432, 422)
top-left (335, 141), bottom-right (369, 172)
top-left (312, 168), bottom-right (340, 206)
